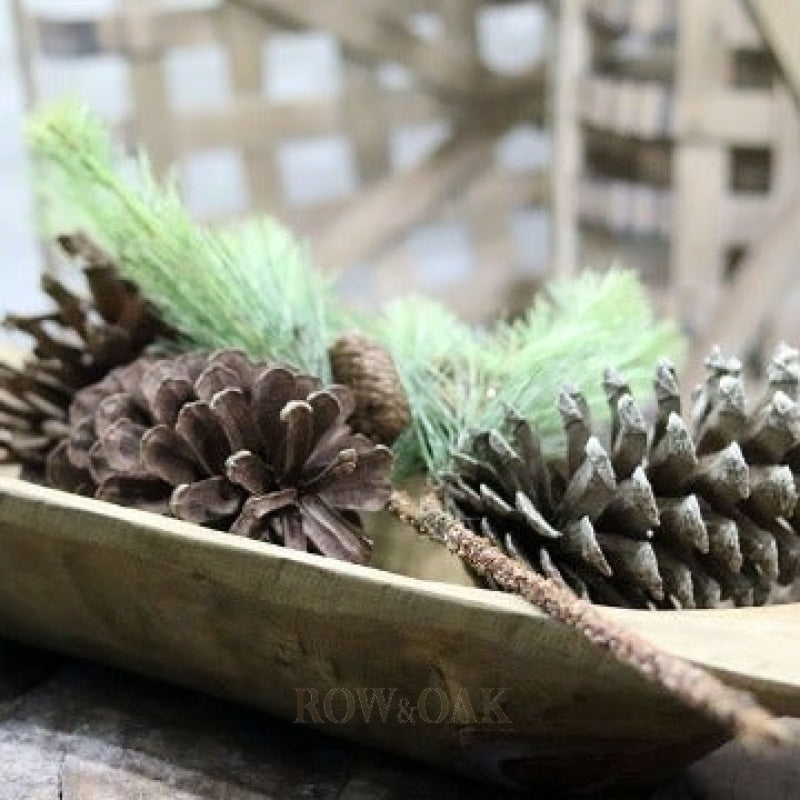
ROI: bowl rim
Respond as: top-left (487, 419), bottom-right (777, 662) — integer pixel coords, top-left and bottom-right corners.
top-left (0, 473), bottom-right (798, 704)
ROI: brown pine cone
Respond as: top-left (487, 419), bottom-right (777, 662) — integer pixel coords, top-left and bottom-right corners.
top-left (0, 233), bottom-right (171, 480)
top-left (48, 349), bottom-right (393, 564)
top-left (329, 331), bottom-right (410, 446)
top-left (443, 344), bottom-right (800, 609)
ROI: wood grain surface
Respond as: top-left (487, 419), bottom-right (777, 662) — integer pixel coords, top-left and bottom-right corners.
top-left (0, 476), bottom-right (797, 793)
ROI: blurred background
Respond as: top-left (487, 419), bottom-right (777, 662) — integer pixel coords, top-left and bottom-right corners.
top-left (3, 0), bottom-right (800, 386)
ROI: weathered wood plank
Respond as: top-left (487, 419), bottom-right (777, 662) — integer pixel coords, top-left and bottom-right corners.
top-left (0, 651), bottom-right (794, 798)
top-left (33, 8), bottom-right (220, 57)
top-left (0, 659), bottom-right (496, 799)
top-left (167, 92), bottom-right (439, 153)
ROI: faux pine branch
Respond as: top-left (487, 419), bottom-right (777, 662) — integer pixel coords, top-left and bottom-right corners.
top-left (376, 273), bottom-right (683, 477)
top-left (480, 270), bottom-right (683, 449)
top-left (27, 101), bottom-right (340, 378)
top-left (26, 102), bottom-right (683, 480)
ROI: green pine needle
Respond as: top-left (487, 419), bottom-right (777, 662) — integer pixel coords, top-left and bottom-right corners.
top-left (477, 269), bottom-right (685, 450)
top-left (370, 296), bottom-right (486, 478)
top-left (373, 271), bottom-right (684, 477)
top-left (27, 100), bottom-right (340, 377)
top-left (26, 102), bottom-right (685, 480)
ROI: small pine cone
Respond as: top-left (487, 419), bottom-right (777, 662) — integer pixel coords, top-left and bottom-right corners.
top-left (0, 233), bottom-right (171, 480)
top-left (443, 344), bottom-right (800, 609)
top-left (329, 332), bottom-right (410, 446)
top-left (48, 349), bottom-right (393, 564)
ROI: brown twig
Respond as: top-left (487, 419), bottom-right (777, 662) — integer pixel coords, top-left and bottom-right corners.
top-left (389, 489), bottom-right (791, 748)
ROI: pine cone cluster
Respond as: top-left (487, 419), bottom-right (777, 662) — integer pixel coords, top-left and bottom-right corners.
top-left (0, 234), bottom-right (170, 480)
top-left (48, 349), bottom-right (393, 564)
top-left (443, 345), bottom-right (800, 608)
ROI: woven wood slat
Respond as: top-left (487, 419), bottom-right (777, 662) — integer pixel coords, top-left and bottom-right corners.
top-left (579, 0), bottom-right (800, 347)
top-left (682, 0), bottom-right (800, 386)
top-left (15, 0), bottom-right (553, 320)
top-left (363, 165), bottom-right (550, 319)
top-left (231, 0), bottom-right (517, 102)
top-left (122, 0), bottom-right (173, 176)
top-left (315, 126), bottom-right (497, 270)
top-left (585, 0), bottom-right (675, 38)
top-left (576, 0), bottom-right (800, 391)
top-left (35, 8), bottom-right (220, 57)
top-left (221, 1), bottom-right (280, 212)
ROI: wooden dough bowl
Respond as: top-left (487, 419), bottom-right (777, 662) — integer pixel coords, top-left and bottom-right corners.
top-left (0, 476), bottom-right (797, 794)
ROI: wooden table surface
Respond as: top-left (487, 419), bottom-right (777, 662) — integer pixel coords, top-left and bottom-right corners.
top-left (0, 641), bottom-right (797, 800)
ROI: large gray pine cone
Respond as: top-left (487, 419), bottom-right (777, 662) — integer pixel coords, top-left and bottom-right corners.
top-left (47, 349), bottom-right (393, 564)
top-left (443, 344), bottom-right (800, 609)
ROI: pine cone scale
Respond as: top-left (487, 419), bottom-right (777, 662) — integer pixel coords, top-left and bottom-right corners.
top-left (561, 517), bottom-right (611, 576)
top-left (82, 266), bottom-right (129, 321)
top-left (277, 512), bottom-right (306, 551)
top-left (17, 319), bottom-right (87, 365)
top-left (98, 418), bottom-right (146, 474)
top-left (169, 477), bottom-right (243, 525)
top-left (742, 391), bottom-right (800, 461)
top-left (175, 401), bottom-right (234, 477)
top-left (45, 441), bottom-right (92, 494)
top-left (772, 521), bottom-right (800, 584)
top-left (315, 446), bottom-right (393, 511)
top-left (555, 438), bottom-right (616, 524)
top-left (300, 449), bottom-right (357, 495)
top-left (96, 474), bottom-right (172, 514)
top-left (306, 391), bottom-right (342, 439)
top-left (140, 425), bottom-right (202, 485)
top-left (194, 362), bottom-right (241, 403)
top-left (0, 408), bottom-right (36, 432)
top-left (40, 273), bottom-right (86, 332)
top-left (68, 418), bottom-right (99, 470)
top-left (280, 401), bottom-right (315, 481)
top-left (600, 467), bottom-right (658, 536)
top-left (0, 431), bottom-right (49, 464)
top-left (299, 496), bottom-right (371, 563)
top-left (657, 496), bottom-right (708, 552)
top-left (515, 490), bottom-right (561, 539)
top-left (252, 367), bottom-right (303, 455)
top-left (229, 489), bottom-right (297, 537)
top-left (209, 388), bottom-right (258, 454)
top-left (23, 389), bottom-right (68, 422)
top-left (95, 394), bottom-right (143, 437)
